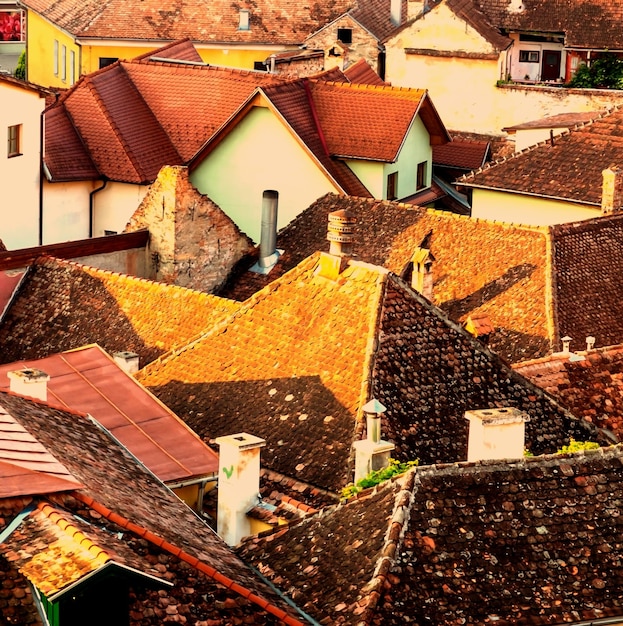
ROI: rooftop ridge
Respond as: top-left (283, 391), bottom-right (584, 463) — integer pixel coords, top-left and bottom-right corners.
top-left (423, 206), bottom-right (551, 233)
top-left (73, 493), bottom-right (304, 626)
top-left (313, 78), bottom-right (426, 97)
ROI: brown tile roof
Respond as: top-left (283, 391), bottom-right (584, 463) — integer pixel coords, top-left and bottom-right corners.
top-left (132, 37), bottom-right (204, 63)
top-left (343, 58), bottom-right (387, 86)
top-left (349, 0), bottom-right (408, 42)
top-left (138, 251), bottom-right (596, 494)
top-left (45, 56), bottom-right (283, 183)
top-left (445, 0), bottom-right (512, 51)
top-left (21, 0), bottom-right (354, 45)
top-left (0, 345), bottom-right (219, 484)
top-left (514, 345), bottom-right (623, 440)
top-left (0, 256), bottom-right (239, 367)
top-left (502, 111), bottom-right (598, 132)
top-left (433, 139), bottom-right (490, 170)
top-left (459, 106), bottom-right (623, 207)
top-left (242, 446), bottom-right (623, 624)
top-left (0, 392), bottom-right (304, 623)
top-left (221, 194), bottom-right (553, 364)
top-left (476, 0), bottom-right (623, 49)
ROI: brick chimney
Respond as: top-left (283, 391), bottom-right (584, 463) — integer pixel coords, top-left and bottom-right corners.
top-left (8, 368), bottom-right (50, 402)
top-left (601, 165), bottom-right (623, 214)
top-left (215, 432), bottom-right (266, 546)
top-left (464, 407), bottom-right (530, 462)
top-left (353, 399), bottom-right (395, 482)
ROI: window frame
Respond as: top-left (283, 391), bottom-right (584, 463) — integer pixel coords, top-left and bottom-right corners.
top-left (416, 161), bottom-right (427, 190)
top-left (70, 49), bottom-right (76, 84)
top-left (7, 124), bottom-right (22, 158)
top-left (519, 49), bottom-right (540, 63)
top-left (387, 171), bottom-right (398, 200)
top-left (61, 44), bottom-right (67, 81)
top-left (53, 40), bottom-right (59, 76)
top-left (337, 28), bottom-right (352, 44)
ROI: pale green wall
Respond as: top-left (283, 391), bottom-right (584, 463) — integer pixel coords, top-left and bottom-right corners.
top-left (190, 106), bottom-right (340, 243)
top-left (471, 188), bottom-right (600, 225)
top-left (346, 115), bottom-right (432, 200)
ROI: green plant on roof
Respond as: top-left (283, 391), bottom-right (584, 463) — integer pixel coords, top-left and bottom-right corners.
top-left (341, 458), bottom-right (418, 500)
top-left (557, 438), bottom-right (600, 454)
top-left (14, 50), bottom-right (25, 80)
top-left (523, 448), bottom-right (534, 457)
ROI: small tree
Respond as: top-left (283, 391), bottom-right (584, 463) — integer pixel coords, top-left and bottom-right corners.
top-left (14, 50), bottom-right (25, 80)
top-left (568, 53), bottom-right (623, 89)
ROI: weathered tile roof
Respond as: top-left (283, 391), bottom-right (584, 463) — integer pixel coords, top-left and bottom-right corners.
top-left (45, 56), bottom-right (283, 183)
top-left (476, 0), bottom-right (623, 49)
top-left (139, 250), bottom-right (596, 494)
top-left (342, 58), bottom-right (387, 86)
top-left (0, 345), bottom-right (219, 484)
top-left (0, 410), bottom-right (83, 498)
top-left (459, 106), bottom-right (622, 207)
top-left (514, 345), bottom-right (623, 440)
top-left (349, 0), bottom-right (408, 42)
top-left (502, 111), bottom-right (597, 132)
top-left (0, 392), bottom-right (303, 623)
top-left (241, 445), bottom-right (623, 624)
top-left (132, 37), bottom-right (204, 63)
top-left (433, 138), bottom-right (490, 170)
top-left (0, 256), bottom-right (239, 367)
top-left (21, 0), bottom-right (354, 46)
top-left (444, 0), bottom-right (512, 51)
top-left (221, 194), bottom-right (553, 363)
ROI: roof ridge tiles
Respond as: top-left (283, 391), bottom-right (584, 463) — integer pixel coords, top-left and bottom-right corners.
top-left (72, 492), bottom-right (304, 626)
top-left (424, 207), bottom-right (550, 233)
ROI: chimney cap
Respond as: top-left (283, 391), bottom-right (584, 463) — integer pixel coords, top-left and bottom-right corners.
top-left (7, 368), bottom-right (50, 383)
top-left (362, 398), bottom-right (387, 415)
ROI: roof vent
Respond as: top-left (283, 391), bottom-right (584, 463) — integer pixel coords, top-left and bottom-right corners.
top-left (8, 368), bottom-right (50, 402)
top-left (327, 208), bottom-right (356, 257)
top-left (113, 351), bottom-right (140, 375)
top-left (353, 399), bottom-right (395, 483)
top-left (586, 335), bottom-right (596, 351)
top-left (251, 190), bottom-right (281, 275)
top-left (561, 335), bottom-right (572, 354)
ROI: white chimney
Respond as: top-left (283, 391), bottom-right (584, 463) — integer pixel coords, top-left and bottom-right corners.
top-left (411, 247), bottom-right (434, 301)
top-left (8, 368), bottom-right (50, 402)
top-left (353, 399), bottom-right (395, 483)
top-left (215, 432), bottom-right (266, 546)
top-left (561, 336), bottom-right (572, 354)
top-left (464, 408), bottom-right (530, 462)
top-left (113, 351), bottom-right (140, 374)
top-left (586, 336), bottom-right (596, 351)
top-left (390, 0), bottom-right (402, 26)
top-left (601, 165), bottom-right (623, 214)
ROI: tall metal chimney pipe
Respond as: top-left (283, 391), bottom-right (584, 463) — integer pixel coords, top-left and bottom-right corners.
top-left (259, 190), bottom-right (279, 268)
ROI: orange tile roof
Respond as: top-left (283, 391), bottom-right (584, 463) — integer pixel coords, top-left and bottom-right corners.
top-left (0, 407), bottom-right (83, 498)
top-left (0, 256), bottom-right (240, 366)
top-left (0, 346), bottom-right (219, 483)
top-left (343, 58), bottom-right (387, 86)
top-left (21, 0), bottom-right (354, 45)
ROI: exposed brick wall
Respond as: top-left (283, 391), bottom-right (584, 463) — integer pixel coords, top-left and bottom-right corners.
top-left (125, 166), bottom-right (253, 293)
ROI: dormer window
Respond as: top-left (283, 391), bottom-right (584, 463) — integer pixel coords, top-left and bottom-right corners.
top-left (337, 28), bottom-right (352, 44)
top-left (239, 9), bottom-right (250, 30)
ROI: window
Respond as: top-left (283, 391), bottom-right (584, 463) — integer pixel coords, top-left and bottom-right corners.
top-left (104, 230), bottom-right (118, 236)
top-left (519, 50), bottom-right (540, 63)
top-left (0, 11), bottom-right (24, 42)
top-left (387, 172), bottom-right (398, 200)
top-left (53, 40), bottom-right (59, 76)
top-left (416, 161), bottom-right (427, 190)
top-left (70, 50), bottom-right (76, 84)
top-left (254, 61), bottom-right (266, 71)
top-left (337, 28), bottom-right (352, 44)
top-left (7, 124), bottom-right (21, 157)
top-left (239, 9), bottom-right (250, 30)
top-left (99, 57), bottom-right (118, 69)
top-left (61, 44), bottom-right (67, 81)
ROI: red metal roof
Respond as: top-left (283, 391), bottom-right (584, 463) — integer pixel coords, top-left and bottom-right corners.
top-left (0, 345), bottom-right (218, 483)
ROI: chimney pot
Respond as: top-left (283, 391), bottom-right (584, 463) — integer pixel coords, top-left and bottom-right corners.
top-left (327, 209), bottom-right (356, 257)
top-left (251, 191), bottom-right (281, 274)
top-left (601, 165), bottom-right (623, 214)
top-left (363, 398), bottom-right (387, 444)
top-left (561, 335), bottom-right (572, 354)
top-left (8, 368), bottom-right (50, 402)
top-left (586, 336), bottom-right (596, 351)
top-left (113, 351), bottom-right (140, 374)
top-left (464, 408), bottom-right (530, 462)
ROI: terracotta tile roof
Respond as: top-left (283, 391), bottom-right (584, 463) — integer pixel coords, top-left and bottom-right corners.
top-left (343, 58), bottom-right (387, 86)
top-left (433, 139), bottom-right (490, 170)
top-left (459, 106), bottom-right (623, 207)
top-left (0, 408), bottom-right (83, 498)
top-left (132, 37), bottom-right (204, 63)
top-left (476, 0), bottom-right (623, 49)
top-left (514, 345), bottom-right (623, 440)
top-left (139, 250), bottom-right (596, 494)
top-left (0, 256), bottom-right (239, 367)
top-left (0, 345), bottom-right (219, 484)
top-left (242, 446), bottom-right (623, 624)
top-left (221, 194), bottom-right (553, 363)
top-left (551, 214), bottom-right (623, 352)
top-left (0, 501), bottom-right (164, 598)
top-left (45, 56), bottom-right (283, 182)
top-left (349, 0), bottom-right (408, 42)
top-left (502, 111), bottom-right (598, 132)
top-left (21, 0), bottom-right (354, 45)
top-left (0, 269), bottom-right (25, 318)
top-left (0, 392), bottom-right (303, 623)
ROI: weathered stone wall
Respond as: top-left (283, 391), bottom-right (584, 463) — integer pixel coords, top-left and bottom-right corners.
top-left (269, 55), bottom-right (325, 79)
top-left (125, 166), bottom-right (253, 293)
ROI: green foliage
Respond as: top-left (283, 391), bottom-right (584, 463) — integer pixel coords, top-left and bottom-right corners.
top-left (341, 458), bottom-right (419, 499)
top-left (523, 448), bottom-right (534, 457)
top-left (14, 50), bottom-right (25, 80)
top-left (568, 54), bottom-right (623, 89)
top-left (557, 438), bottom-right (600, 454)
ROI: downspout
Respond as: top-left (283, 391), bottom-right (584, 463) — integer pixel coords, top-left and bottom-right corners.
top-left (39, 108), bottom-right (44, 245)
top-left (89, 180), bottom-right (107, 238)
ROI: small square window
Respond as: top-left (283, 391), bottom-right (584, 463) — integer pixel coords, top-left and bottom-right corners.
top-left (253, 61), bottom-right (266, 71)
top-left (387, 172), bottom-right (398, 200)
top-left (7, 124), bottom-right (21, 157)
top-left (337, 28), bottom-right (352, 44)
top-left (99, 57), bottom-right (118, 69)
top-left (416, 161), bottom-right (427, 190)
top-left (519, 50), bottom-right (539, 63)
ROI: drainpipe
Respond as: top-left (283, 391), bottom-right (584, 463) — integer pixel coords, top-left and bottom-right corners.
top-left (89, 180), bottom-right (107, 238)
top-left (39, 108), bottom-right (44, 245)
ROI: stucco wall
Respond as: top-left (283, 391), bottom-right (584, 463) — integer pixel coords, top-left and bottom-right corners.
top-left (92, 182), bottom-right (150, 237)
top-left (0, 81), bottom-right (45, 250)
top-left (471, 188), bottom-right (600, 225)
top-left (190, 106), bottom-right (340, 243)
